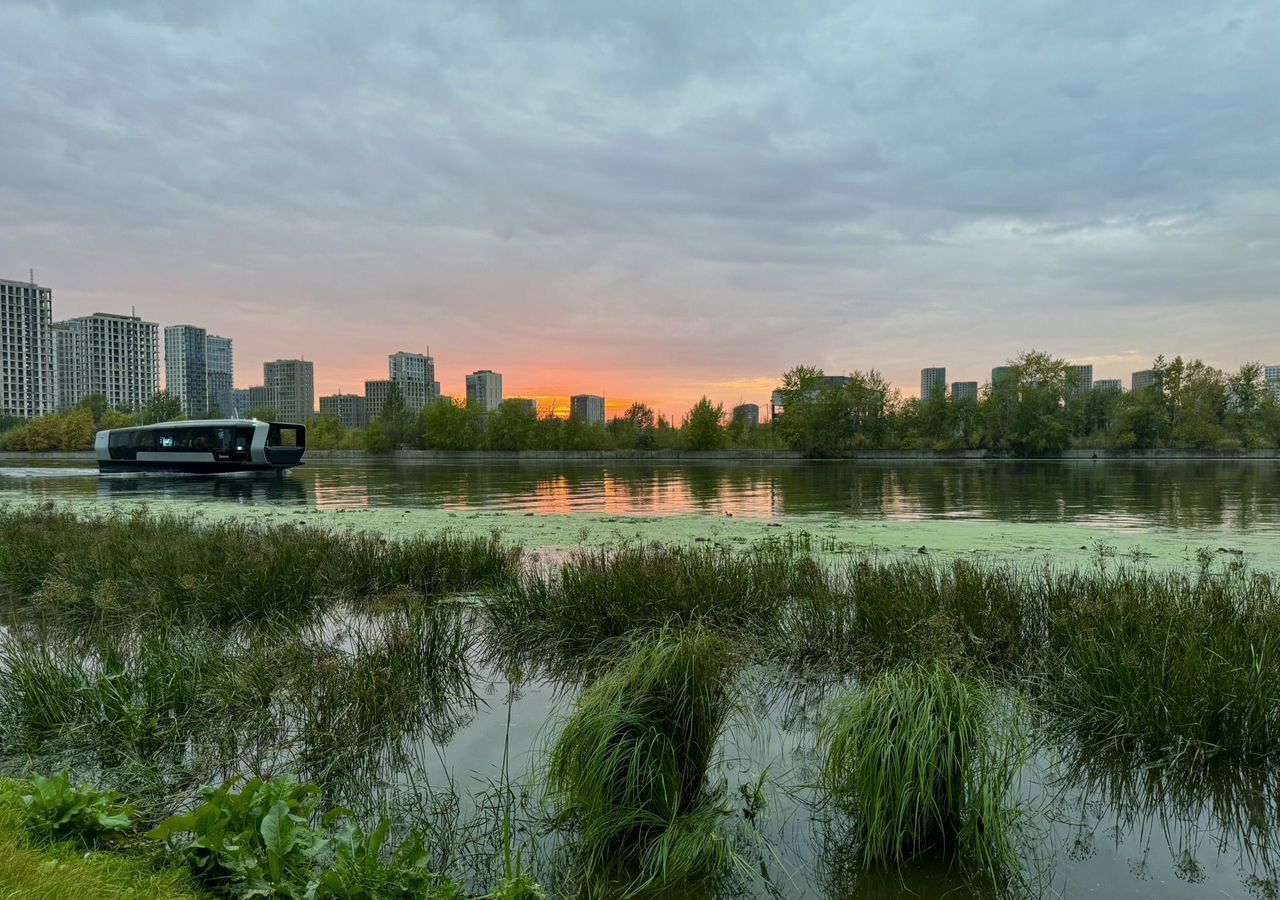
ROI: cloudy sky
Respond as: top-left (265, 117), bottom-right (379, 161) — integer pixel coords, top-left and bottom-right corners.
top-left (2, 0), bottom-right (1276, 415)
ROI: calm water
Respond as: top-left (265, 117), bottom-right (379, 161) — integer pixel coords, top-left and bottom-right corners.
top-left (1, 457), bottom-right (1279, 533)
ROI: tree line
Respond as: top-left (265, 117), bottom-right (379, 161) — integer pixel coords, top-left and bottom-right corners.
top-left (3, 351), bottom-right (1278, 454)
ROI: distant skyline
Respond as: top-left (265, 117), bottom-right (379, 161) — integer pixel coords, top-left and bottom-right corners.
top-left (3, 2), bottom-right (1277, 415)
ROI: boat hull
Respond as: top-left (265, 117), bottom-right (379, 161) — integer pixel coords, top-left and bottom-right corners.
top-left (98, 460), bottom-right (302, 474)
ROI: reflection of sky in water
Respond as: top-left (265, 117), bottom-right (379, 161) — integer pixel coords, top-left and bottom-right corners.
top-left (2, 459), bottom-right (1280, 533)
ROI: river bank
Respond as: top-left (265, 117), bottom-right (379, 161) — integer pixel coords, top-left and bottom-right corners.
top-left (4, 447), bottom-right (1280, 462)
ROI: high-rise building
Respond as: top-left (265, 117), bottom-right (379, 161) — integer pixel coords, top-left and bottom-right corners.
top-left (991, 366), bottom-right (1013, 385)
top-left (466, 370), bottom-right (503, 412)
top-left (1094, 379), bottom-right (1123, 392)
top-left (570, 394), bottom-right (606, 424)
top-left (206, 335), bottom-right (233, 416)
top-left (388, 351), bottom-right (440, 412)
top-left (1131, 370), bottom-right (1156, 393)
top-left (950, 381), bottom-right (979, 402)
top-left (364, 379), bottom-right (394, 422)
top-left (732, 403), bottom-right (760, 426)
top-left (164, 325), bottom-right (209, 417)
top-left (1067, 364), bottom-right (1094, 394)
top-left (920, 367), bottom-right (946, 402)
top-left (264, 359), bottom-right (314, 423)
top-left (59, 312), bottom-right (159, 411)
top-left (320, 393), bottom-right (369, 428)
top-left (1265, 366), bottom-right (1280, 402)
top-left (0, 277), bottom-right (57, 419)
top-left (51, 322), bottom-right (75, 411)
top-left (231, 388), bottom-right (253, 416)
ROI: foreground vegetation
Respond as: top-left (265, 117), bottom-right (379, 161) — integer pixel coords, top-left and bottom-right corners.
top-left (2, 504), bottom-right (1279, 896)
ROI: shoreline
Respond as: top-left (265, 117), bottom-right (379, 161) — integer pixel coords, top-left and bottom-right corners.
top-left (3, 447), bottom-right (1280, 463)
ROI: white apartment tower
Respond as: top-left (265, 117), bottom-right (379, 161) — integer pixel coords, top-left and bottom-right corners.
top-left (0, 277), bottom-right (57, 418)
top-left (206, 335), bottom-right (234, 416)
top-left (164, 325), bottom-right (209, 417)
top-left (466, 369), bottom-right (503, 412)
top-left (920, 367), bottom-right (946, 402)
top-left (59, 312), bottom-right (159, 411)
top-left (264, 359), bottom-right (315, 423)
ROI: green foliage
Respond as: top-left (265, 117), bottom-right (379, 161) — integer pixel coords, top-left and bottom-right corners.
top-left (421, 397), bottom-right (485, 450)
top-left (681, 396), bottom-right (727, 450)
top-left (246, 404), bottom-right (280, 421)
top-left (21, 771), bottom-right (134, 843)
top-left (316, 818), bottom-right (467, 899)
top-left (487, 400), bottom-right (539, 451)
top-left (142, 390), bottom-right (185, 425)
top-left (818, 666), bottom-right (1026, 884)
top-left (0, 506), bottom-right (521, 625)
top-left (150, 776), bottom-right (327, 896)
top-left (378, 382), bottom-right (417, 450)
top-left (545, 628), bottom-right (742, 897)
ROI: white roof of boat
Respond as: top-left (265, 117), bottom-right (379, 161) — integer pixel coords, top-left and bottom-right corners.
top-left (101, 419), bottom-right (294, 430)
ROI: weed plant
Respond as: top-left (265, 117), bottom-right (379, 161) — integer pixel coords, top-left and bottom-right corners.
top-left (0, 504), bottom-right (520, 625)
top-left (818, 665), bottom-right (1027, 887)
top-left (544, 627), bottom-right (744, 897)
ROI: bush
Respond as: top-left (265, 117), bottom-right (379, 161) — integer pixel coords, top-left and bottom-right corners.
top-left (21, 771), bottom-right (133, 843)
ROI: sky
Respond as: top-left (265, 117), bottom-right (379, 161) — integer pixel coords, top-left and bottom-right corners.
top-left (2, 0), bottom-right (1277, 417)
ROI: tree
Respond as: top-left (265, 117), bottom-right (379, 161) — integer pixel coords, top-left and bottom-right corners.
top-left (487, 399), bottom-right (538, 450)
top-left (142, 390), bottom-right (183, 425)
top-left (609, 402), bottom-right (657, 449)
top-left (59, 407), bottom-right (97, 450)
top-left (378, 382), bottom-right (416, 449)
top-left (682, 397), bottom-right (727, 450)
top-left (981, 351), bottom-right (1071, 454)
top-left (245, 405), bottom-right (280, 422)
top-left (1226, 362), bottom-right (1267, 448)
top-left (420, 397), bottom-right (484, 450)
top-left (78, 394), bottom-right (109, 425)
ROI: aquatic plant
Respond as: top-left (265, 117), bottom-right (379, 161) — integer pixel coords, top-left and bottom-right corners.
top-left (544, 627), bottom-right (744, 897)
top-left (817, 664), bottom-right (1027, 885)
top-left (0, 504), bottom-right (520, 625)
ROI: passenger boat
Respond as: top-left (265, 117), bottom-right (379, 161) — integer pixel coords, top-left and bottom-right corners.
top-left (95, 419), bottom-right (306, 474)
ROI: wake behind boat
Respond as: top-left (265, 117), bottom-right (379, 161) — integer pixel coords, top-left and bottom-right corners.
top-left (95, 419), bottom-right (306, 474)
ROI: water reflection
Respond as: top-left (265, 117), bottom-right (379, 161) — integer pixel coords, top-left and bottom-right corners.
top-left (3, 459), bottom-right (1278, 532)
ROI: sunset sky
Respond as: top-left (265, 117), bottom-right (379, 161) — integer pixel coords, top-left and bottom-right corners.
top-left (2, 1), bottom-right (1277, 417)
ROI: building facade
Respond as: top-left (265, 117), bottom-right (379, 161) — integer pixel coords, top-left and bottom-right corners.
top-left (570, 394), bottom-right (606, 424)
top-left (950, 381), bottom-right (979, 402)
top-left (320, 393), bottom-right (369, 428)
top-left (465, 370), bottom-right (503, 412)
top-left (991, 366), bottom-right (1013, 385)
top-left (0, 277), bottom-right (57, 418)
top-left (164, 325), bottom-right (209, 417)
top-left (1265, 365), bottom-right (1280, 402)
top-left (1067, 364), bottom-right (1094, 394)
top-left (206, 335), bottom-right (233, 416)
top-left (1131, 370), bottom-right (1156, 393)
top-left (1094, 379), bottom-right (1123, 392)
top-left (364, 379), bottom-right (394, 422)
top-left (388, 351), bottom-right (440, 409)
top-left (264, 359), bottom-right (314, 422)
top-left (732, 403), bottom-right (760, 426)
top-left (59, 313), bottom-right (159, 411)
top-left (920, 367), bottom-right (946, 402)
top-left (52, 322), bottom-right (75, 411)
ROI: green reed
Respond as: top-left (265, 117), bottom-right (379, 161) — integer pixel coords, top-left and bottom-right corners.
top-left (543, 628), bottom-right (744, 898)
top-left (0, 504), bottom-right (520, 625)
top-left (818, 665), bottom-right (1027, 887)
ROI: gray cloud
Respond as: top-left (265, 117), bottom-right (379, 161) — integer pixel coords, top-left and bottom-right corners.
top-left (1, 0), bottom-right (1276, 402)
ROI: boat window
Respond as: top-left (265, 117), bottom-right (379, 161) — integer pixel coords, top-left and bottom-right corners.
top-left (159, 433), bottom-right (175, 449)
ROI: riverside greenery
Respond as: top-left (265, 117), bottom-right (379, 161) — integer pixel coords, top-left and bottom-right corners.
top-left (7, 351), bottom-right (1278, 455)
top-left (3, 506), bottom-right (1280, 896)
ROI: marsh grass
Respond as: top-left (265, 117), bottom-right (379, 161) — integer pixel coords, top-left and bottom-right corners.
top-left (0, 504), bottom-right (520, 625)
top-left (818, 665), bottom-right (1028, 888)
top-left (543, 627), bottom-right (745, 898)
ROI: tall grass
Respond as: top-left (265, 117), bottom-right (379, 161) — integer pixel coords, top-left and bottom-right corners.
top-left (543, 627), bottom-right (744, 897)
top-left (488, 543), bottom-right (824, 661)
top-left (818, 665), bottom-right (1027, 886)
top-left (0, 504), bottom-right (520, 625)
